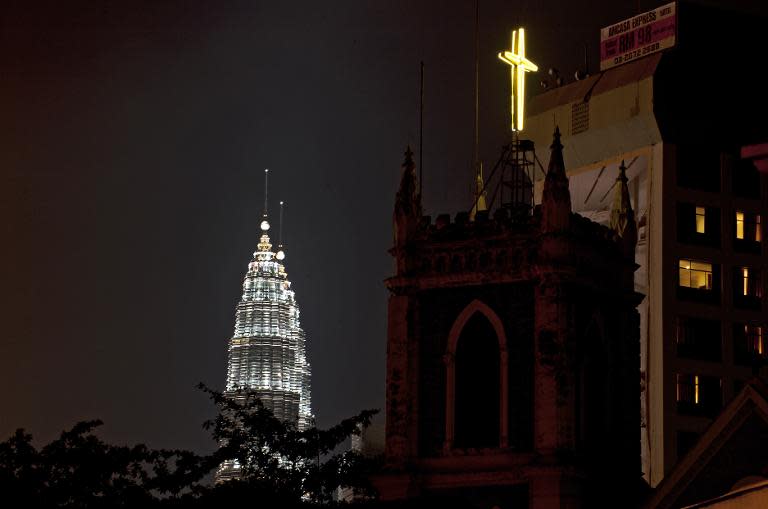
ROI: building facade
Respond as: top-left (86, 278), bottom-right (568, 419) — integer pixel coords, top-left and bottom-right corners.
top-left (374, 134), bottom-right (642, 508)
top-left (524, 2), bottom-right (768, 486)
top-left (216, 217), bottom-right (313, 481)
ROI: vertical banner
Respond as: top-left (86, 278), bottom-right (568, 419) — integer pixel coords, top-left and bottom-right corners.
top-left (600, 2), bottom-right (676, 71)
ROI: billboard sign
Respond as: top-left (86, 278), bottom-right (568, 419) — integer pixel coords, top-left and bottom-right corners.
top-left (600, 2), bottom-right (676, 71)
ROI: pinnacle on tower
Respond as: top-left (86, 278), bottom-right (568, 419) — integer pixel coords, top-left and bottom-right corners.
top-left (396, 146), bottom-right (419, 212)
top-left (541, 127), bottom-right (572, 233)
top-left (610, 160), bottom-right (638, 257)
top-left (470, 162), bottom-right (488, 220)
top-left (394, 145), bottom-right (422, 247)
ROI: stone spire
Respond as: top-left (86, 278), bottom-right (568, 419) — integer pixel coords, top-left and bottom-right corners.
top-left (610, 160), bottom-right (638, 257)
top-left (394, 146), bottom-right (422, 248)
top-left (540, 127), bottom-right (571, 233)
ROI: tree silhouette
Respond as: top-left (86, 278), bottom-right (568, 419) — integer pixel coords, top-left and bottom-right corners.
top-left (200, 384), bottom-right (379, 504)
top-left (0, 387), bottom-right (381, 507)
top-left (0, 420), bottom-right (207, 508)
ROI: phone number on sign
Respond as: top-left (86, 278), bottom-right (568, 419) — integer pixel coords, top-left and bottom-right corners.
top-left (612, 42), bottom-right (660, 65)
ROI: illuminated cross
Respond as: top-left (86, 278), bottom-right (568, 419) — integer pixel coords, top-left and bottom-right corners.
top-left (498, 28), bottom-right (538, 132)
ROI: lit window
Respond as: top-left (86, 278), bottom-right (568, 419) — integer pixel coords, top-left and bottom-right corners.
top-left (679, 259), bottom-right (713, 290)
top-left (676, 374), bottom-right (699, 405)
top-left (734, 323), bottom-right (766, 365)
top-left (736, 211), bottom-right (745, 239)
top-left (743, 267), bottom-right (749, 296)
top-left (740, 267), bottom-right (763, 298)
top-left (734, 212), bottom-right (763, 251)
top-left (746, 325), bottom-right (765, 356)
top-left (695, 207), bottom-right (706, 233)
top-left (676, 373), bottom-right (723, 417)
top-left (694, 375), bottom-right (700, 404)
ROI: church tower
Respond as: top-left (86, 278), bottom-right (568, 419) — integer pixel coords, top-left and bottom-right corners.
top-left (375, 129), bottom-right (642, 507)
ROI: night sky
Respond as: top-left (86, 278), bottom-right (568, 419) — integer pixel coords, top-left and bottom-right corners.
top-left (3, 0), bottom-right (766, 454)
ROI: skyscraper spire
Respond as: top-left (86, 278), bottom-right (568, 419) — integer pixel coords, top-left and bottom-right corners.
top-left (217, 172), bottom-right (312, 482)
top-left (263, 168), bottom-right (269, 215)
top-left (260, 168), bottom-right (270, 232)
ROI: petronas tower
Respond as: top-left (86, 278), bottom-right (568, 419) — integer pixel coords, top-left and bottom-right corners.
top-left (217, 172), bottom-right (312, 481)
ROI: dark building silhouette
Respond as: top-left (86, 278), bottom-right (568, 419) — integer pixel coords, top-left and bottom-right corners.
top-left (373, 131), bottom-right (643, 508)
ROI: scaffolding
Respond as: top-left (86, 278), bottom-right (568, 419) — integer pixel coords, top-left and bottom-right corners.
top-left (472, 134), bottom-right (542, 221)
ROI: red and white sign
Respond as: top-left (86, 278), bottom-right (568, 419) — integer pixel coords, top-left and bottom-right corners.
top-left (600, 2), bottom-right (676, 71)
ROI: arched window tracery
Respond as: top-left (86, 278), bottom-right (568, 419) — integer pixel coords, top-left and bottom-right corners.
top-left (444, 300), bottom-right (509, 451)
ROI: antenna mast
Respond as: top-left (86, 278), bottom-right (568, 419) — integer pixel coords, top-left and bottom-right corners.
top-left (419, 61), bottom-right (424, 198)
top-left (473, 0), bottom-right (480, 170)
top-left (263, 169), bottom-right (269, 217)
top-left (276, 201), bottom-right (286, 260)
top-left (260, 169), bottom-right (271, 232)
top-left (470, 0), bottom-right (488, 220)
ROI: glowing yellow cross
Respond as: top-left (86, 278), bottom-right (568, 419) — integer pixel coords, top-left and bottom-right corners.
top-left (498, 28), bottom-right (538, 132)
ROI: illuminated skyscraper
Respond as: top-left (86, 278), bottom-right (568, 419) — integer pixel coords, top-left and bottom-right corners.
top-left (217, 175), bottom-right (312, 481)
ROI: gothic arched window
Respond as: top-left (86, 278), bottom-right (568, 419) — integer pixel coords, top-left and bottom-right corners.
top-left (455, 313), bottom-right (500, 448)
top-left (444, 300), bottom-right (508, 451)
